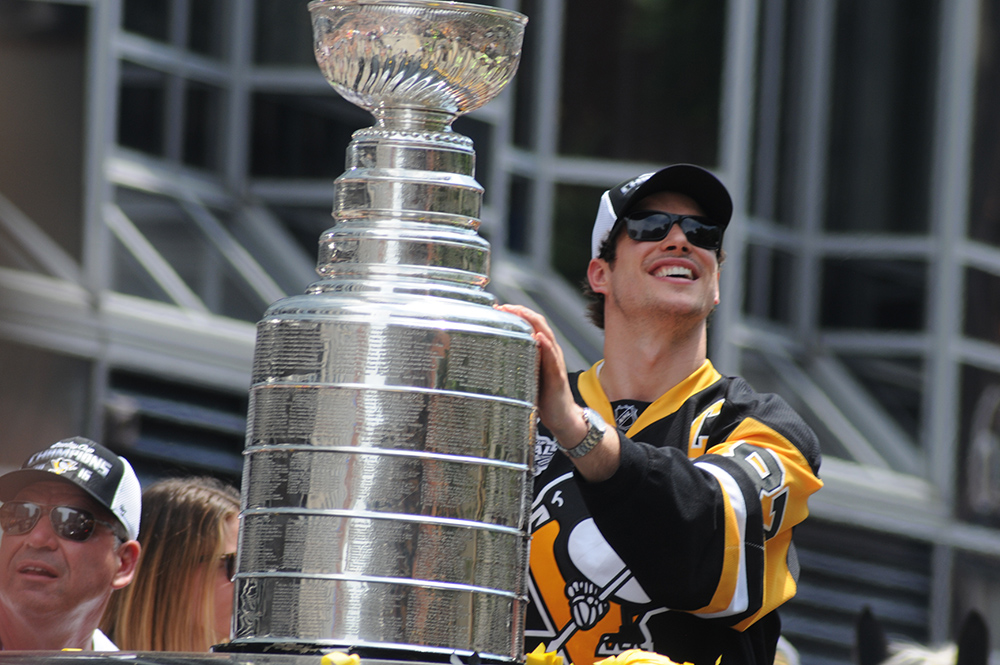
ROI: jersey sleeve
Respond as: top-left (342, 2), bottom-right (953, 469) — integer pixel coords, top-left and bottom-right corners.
top-left (577, 380), bottom-right (823, 628)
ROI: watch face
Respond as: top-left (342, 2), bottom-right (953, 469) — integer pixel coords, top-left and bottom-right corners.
top-left (557, 409), bottom-right (603, 458)
top-left (583, 408), bottom-right (607, 433)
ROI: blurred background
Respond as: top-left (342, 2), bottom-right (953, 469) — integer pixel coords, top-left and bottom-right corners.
top-left (0, 0), bottom-right (998, 662)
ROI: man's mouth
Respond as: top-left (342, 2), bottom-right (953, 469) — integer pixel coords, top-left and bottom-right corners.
top-left (18, 564), bottom-right (57, 578)
top-left (652, 265), bottom-right (694, 280)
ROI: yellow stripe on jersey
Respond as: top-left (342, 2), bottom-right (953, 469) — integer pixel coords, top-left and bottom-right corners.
top-left (577, 360), bottom-right (723, 437)
top-left (691, 462), bottom-right (750, 617)
top-left (734, 530), bottom-right (797, 632)
top-left (702, 419), bottom-right (823, 628)
top-left (697, 469), bottom-right (744, 614)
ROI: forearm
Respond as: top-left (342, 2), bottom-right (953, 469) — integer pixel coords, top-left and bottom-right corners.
top-left (544, 404), bottom-right (622, 482)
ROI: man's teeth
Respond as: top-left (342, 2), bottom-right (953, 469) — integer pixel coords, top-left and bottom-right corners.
top-left (654, 266), bottom-right (693, 279)
top-left (22, 566), bottom-right (54, 576)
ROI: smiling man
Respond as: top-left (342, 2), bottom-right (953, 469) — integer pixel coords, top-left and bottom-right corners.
top-left (501, 164), bottom-right (823, 665)
top-left (0, 437), bottom-right (141, 651)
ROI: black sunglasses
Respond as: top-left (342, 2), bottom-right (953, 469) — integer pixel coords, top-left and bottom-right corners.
top-left (618, 210), bottom-right (724, 252)
top-left (0, 501), bottom-right (122, 542)
top-left (221, 552), bottom-right (237, 582)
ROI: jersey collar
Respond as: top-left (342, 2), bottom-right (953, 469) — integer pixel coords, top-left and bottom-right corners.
top-left (577, 359), bottom-right (722, 438)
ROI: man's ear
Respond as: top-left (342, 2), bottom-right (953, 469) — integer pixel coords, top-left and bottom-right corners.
top-left (587, 257), bottom-right (610, 295)
top-left (112, 540), bottom-right (141, 589)
top-left (713, 267), bottom-right (721, 306)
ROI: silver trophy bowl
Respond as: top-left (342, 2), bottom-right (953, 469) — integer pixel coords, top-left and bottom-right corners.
top-left (225, 2), bottom-right (534, 662)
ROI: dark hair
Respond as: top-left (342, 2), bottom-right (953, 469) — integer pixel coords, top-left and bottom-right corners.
top-left (583, 224), bottom-right (726, 330)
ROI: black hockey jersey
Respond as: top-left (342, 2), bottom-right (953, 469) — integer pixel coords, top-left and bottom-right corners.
top-left (524, 360), bottom-right (823, 665)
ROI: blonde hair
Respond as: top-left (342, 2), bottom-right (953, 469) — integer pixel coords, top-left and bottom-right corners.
top-left (101, 476), bottom-right (240, 651)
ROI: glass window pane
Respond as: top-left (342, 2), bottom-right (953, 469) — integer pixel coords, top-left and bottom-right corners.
top-left (506, 175), bottom-right (532, 255)
top-left (741, 350), bottom-right (857, 462)
top-left (820, 258), bottom-right (926, 330)
top-left (969, 0), bottom-right (1000, 248)
top-left (183, 81), bottom-right (224, 171)
top-left (122, 0), bottom-right (170, 42)
top-left (751, 0), bottom-right (809, 227)
top-left (552, 183), bottom-right (603, 288)
top-left (0, 224), bottom-right (48, 274)
top-left (823, 0), bottom-right (938, 233)
top-left (118, 61), bottom-right (167, 157)
top-left (0, 341), bottom-right (90, 470)
top-left (115, 187), bottom-right (269, 321)
top-left (512, 0), bottom-right (539, 149)
top-left (109, 233), bottom-right (173, 304)
top-left (188, 0), bottom-right (227, 59)
top-left (253, 0), bottom-right (316, 66)
top-left (250, 93), bottom-right (370, 178)
top-left (951, 551), bottom-right (1000, 645)
top-left (453, 116), bottom-right (493, 203)
top-left (265, 204), bottom-right (330, 258)
top-left (957, 365), bottom-right (1000, 527)
top-left (108, 370), bottom-right (247, 481)
top-left (742, 244), bottom-right (795, 326)
top-left (965, 268), bottom-right (1000, 345)
top-left (839, 354), bottom-right (923, 442)
top-left (0, 1), bottom-right (87, 263)
top-left (559, 0), bottom-right (725, 164)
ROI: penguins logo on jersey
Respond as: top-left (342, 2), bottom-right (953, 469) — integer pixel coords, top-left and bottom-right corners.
top-left (527, 472), bottom-right (664, 664)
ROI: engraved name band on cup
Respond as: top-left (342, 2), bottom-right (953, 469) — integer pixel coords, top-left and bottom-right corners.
top-left (0, 501), bottom-right (121, 542)
top-left (619, 210), bottom-right (724, 251)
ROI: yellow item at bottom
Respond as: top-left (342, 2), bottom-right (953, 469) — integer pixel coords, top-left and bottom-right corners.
top-left (321, 651), bottom-right (361, 665)
top-left (526, 643), bottom-right (564, 665)
top-left (594, 649), bottom-right (699, 665)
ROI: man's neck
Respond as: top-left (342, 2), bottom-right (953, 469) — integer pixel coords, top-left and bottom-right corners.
top-left (0, 602), bottom-right (96, 651)
top-left (599, 316), bottom-right (708, 403)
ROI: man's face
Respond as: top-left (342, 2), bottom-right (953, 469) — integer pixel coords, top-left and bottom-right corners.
top-left (0, 480), bottom-right (129, 622)
top-left (589, 191), bottom-right (721, 327)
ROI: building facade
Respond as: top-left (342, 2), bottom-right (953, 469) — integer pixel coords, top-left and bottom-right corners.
top-left (1, 0), bottom-right (999, 662)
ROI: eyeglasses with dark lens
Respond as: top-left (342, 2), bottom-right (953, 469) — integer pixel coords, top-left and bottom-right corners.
top-left (221, 552), bottom-right (237, 582)
top-left (620, 210), bottom-right (724, 252)
top-left (0, 501), bottom-right (122, 542)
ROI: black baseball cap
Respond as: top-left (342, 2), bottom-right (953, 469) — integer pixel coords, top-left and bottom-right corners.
top-left (591, 164), bottom-right (733, 258)
top-left (0, 437), bottom-right (141, 540)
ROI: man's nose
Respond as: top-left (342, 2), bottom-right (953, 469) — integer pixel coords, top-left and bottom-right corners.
top-left (24, 511), bottom-right (59, 548)
top-left (658, 220), bottom-right (691, 252)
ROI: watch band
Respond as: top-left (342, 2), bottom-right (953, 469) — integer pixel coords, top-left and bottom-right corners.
top-left (556, 407), bottom-right (607, 459)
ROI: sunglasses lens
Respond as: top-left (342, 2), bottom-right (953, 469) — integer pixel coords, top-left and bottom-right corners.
top-left (625, 212), bottom-right (675, 242)
top-left (51, 506), bottom-right (96, 542)
top-left (624, 212), bottom-right (722, 250)
top-left (223, 553), bottom-right (237, 581)
top-left (679, 218), bottom-right (722, 250)
top-left (0, 502), bottom-right (42, 536)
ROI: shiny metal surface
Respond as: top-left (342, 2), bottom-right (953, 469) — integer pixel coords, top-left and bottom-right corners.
top-left (310, 1), bottom-right (526, 116)
top-left (232, 1), bottom-right (531, 661)
top-left (0, 652), bottom-right (470, 665)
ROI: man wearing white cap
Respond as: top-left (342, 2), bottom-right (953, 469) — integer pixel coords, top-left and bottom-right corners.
top-left (501, 165), bottom-right (823, 665)
top-left (0, 437), bottom-right (141, 651)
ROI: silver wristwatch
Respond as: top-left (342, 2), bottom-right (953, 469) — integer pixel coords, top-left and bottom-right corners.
top-left (556, 407), bottom-right (607, 459)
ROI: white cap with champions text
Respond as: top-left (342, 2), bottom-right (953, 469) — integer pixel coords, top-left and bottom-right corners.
top-left (0, 437), bottom-right (142, 540)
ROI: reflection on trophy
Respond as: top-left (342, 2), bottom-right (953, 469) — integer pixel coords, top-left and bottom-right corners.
top-left (224, 1), bottom-right (534, 662)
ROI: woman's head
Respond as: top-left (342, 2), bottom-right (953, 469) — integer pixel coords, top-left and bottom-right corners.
top-left (101, 476), bottom-right (240, 652)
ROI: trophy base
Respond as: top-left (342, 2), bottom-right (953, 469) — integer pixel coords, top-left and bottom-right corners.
top-left (213, 640), bottom-right (518, 664)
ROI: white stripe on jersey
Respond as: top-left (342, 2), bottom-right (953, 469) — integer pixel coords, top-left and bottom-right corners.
top-left (693, 462), bottom-right (749, 617)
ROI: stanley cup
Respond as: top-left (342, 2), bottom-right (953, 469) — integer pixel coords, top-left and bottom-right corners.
top-left (226, 1), bottom-right (535, 661)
